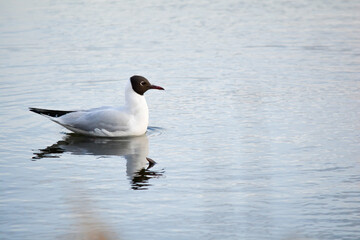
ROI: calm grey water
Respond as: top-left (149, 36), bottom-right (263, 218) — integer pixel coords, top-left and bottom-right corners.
top-left (1, 0), bottom-right (360, 239)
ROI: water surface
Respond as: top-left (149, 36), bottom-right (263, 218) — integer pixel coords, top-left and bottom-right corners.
top-left (1, 0), bottom-right (360, 239)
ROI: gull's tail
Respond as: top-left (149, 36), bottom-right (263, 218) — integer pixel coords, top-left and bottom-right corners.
top-left (29, 107), bottom-right (75, 118)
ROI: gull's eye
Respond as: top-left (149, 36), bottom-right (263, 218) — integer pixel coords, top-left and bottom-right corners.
top-left (140, 81), bottom-right (146, 86)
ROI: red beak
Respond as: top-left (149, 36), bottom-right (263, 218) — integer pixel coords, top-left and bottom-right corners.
top-left (149, 85), bottom-right (165, 90)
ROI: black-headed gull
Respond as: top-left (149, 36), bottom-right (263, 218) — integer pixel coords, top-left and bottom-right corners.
top-left (29, 75), bottom-right (164, 137)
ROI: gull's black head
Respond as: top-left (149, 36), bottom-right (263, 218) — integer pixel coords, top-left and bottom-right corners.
top-left (130, 75), bottom-right (164, 95)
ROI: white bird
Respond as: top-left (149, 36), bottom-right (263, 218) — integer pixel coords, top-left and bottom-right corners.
top-left (29, 75), bottom-right (164, 137)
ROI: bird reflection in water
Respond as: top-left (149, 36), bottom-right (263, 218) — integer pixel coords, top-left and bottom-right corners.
top-left (32, 133), bottom-right (164, 190)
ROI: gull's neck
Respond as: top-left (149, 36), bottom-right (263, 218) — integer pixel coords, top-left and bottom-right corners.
top-left (125, 80), bottom-right (149, 116)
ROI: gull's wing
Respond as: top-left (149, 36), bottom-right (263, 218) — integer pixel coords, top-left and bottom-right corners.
top-left (55, 107), bottom-right (132, 136)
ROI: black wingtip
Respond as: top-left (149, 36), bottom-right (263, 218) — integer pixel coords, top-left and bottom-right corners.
top-left (29, 107), bottom-right (40, 114)
top-left (29, 107), bottom-right (75, 118)
top-left (29, 107), bottom-right (37, 113)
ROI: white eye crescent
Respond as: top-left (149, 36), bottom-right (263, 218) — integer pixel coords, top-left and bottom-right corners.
top-left (140, 81), bottom-right (146, 86)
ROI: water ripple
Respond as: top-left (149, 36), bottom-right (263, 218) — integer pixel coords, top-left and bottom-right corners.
top-left (147, 126), bottom-right (166, 137)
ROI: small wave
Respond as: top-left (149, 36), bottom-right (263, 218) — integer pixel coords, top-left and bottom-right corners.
top-left (147, 126), bottom-right (166, 137)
